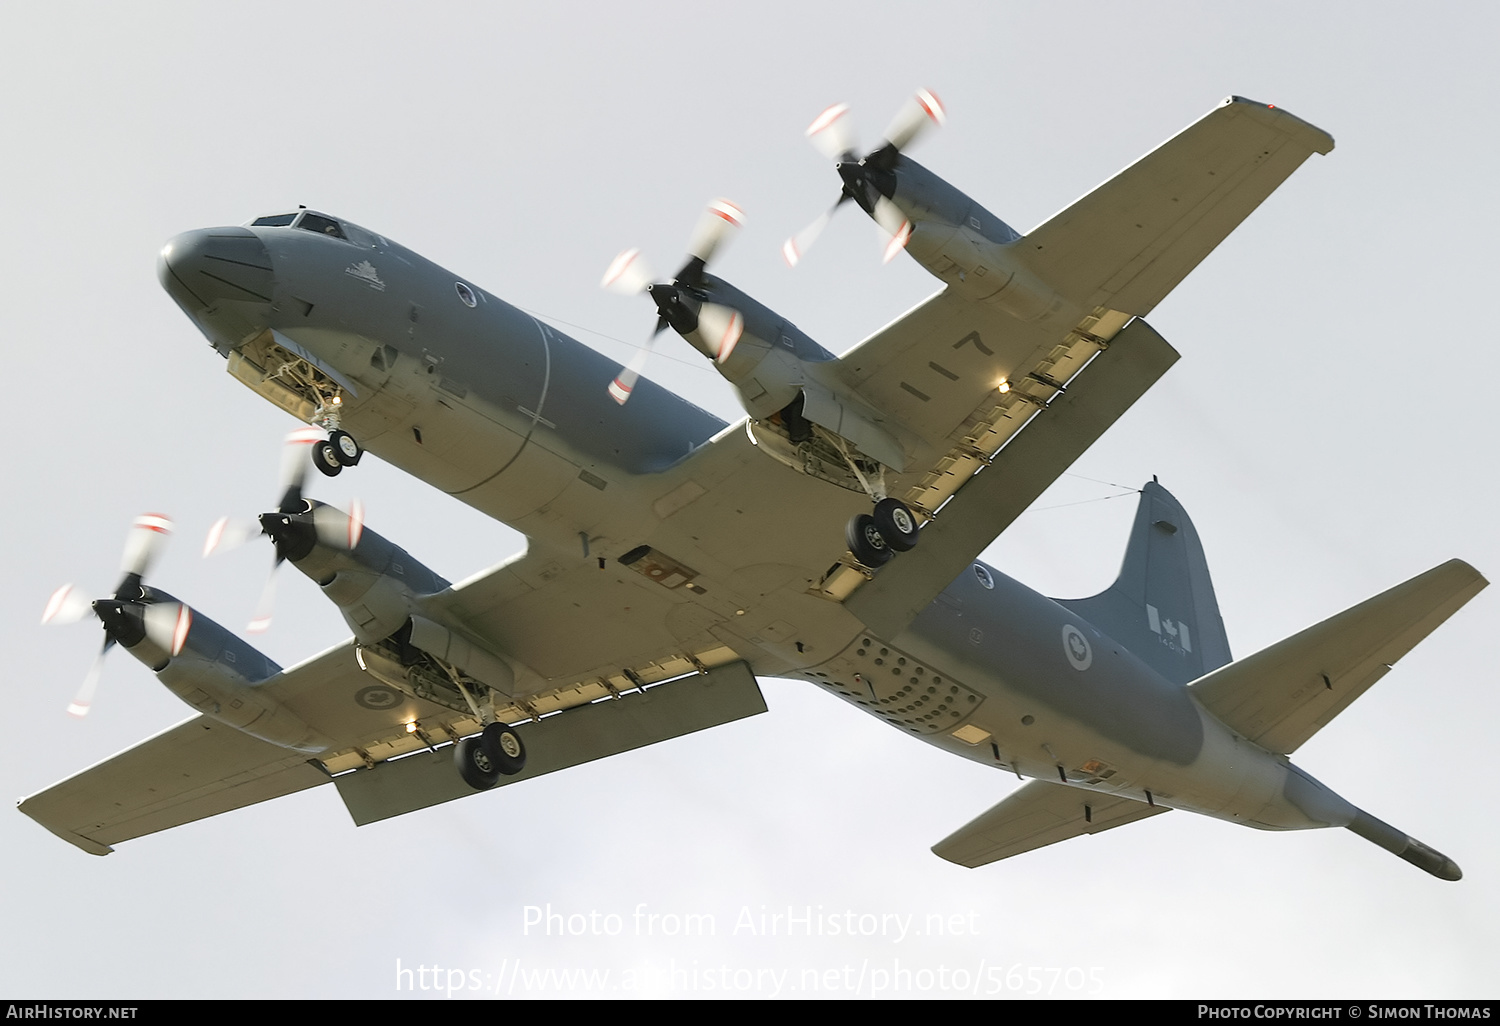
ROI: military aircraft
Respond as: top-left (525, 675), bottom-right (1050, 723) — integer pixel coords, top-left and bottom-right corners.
top-left (20, 94), bottom-right (1486, 879)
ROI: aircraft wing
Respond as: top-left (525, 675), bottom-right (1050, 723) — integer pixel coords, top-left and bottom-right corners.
top-left (18, 715), bottom-right (329, 855)
top-left (1189, 559), bottom-right (1487, 755)
top-left (21, 628), bottom-right (769, 852)
top-left (17, 642), bottom-right (449, 854)
top-left (1021, 96), bottom-right (1335, 316)
top-left (932, 780), bottom-right (1169, 868)
top-left (846, 317), bottom-right (1178, 638)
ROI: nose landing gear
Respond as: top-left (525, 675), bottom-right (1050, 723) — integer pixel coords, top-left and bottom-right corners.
top-left (311, 429), bottom-right (363, 478)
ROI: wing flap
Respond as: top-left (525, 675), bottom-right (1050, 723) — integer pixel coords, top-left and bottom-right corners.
top-left (334, 660), bottom-right (765, 825)
top-left (1189, 559), bottom-right (1487, 754)
top-left (845, 318), bottom-right (1178, 638)
top-left (1023, 96), bottom-right (1334, 316)
top-left (933, 780), bottom-right (1168, 868)
top-left (17, 716), bottom-right (329, 855)
top-left (837, 289), bottom-right (1065, 452)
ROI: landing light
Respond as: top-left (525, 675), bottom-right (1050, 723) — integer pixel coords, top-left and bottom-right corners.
top-left (405, 721), bottom-right (418, 734)
top-left (997, 379), bottom-right (1011, 394)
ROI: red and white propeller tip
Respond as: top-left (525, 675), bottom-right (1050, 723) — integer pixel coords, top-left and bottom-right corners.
top-left (782, 210), bottom-right (832, 268)
top-left (144, 602), bottom-right (192, 658)
top-left (315, 497), bottom-right (366, 551)
top-left (806, 102), bottom-right (856, 161)
top-left (686, 198), bottom-right (745, 265)
top-left (601, 248), bottom-right (655, 295)
top-left (608, 342), bottom-right (654, 405)
top-left (882, 88), bottom-right (945, 151)
top-left (67, 647), bottom-right (107, 718)
top-left (700, 305), bottom-right (744, 365)
top-left (873, 196), bottom-right (913, 264)
top-left (120, 513), bottom-right (173, 579)
top-left (42, 584), bottom-right (90, 626)
top-left (280, 426), bottom-right (325, 500)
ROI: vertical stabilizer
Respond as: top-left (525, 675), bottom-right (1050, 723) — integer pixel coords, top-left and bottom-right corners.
top-left (1058, 480), bottom-right (1231, 685)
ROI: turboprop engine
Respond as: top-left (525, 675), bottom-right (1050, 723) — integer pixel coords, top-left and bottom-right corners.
top-left (603, 201), bottom-right (914, 478)
top-left (787, 90), bottom-right (1072, 324)
top-left (206, 429), bottom-right (522, 717)
top-left (42, 514), bottom-right (330, 752)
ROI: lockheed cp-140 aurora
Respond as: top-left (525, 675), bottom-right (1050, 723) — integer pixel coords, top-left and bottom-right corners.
top-left (22, 93), bottom-right (1485, 879)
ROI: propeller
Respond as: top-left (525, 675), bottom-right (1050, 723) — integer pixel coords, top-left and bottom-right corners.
top-left (42, 513), bottom-right (180, 717)
top-left (601, 199), bottom-right (745, 404)
top-left (204, 427), bottom-right (365, 634)
top-left (784, 89), bottom-right (945, 267)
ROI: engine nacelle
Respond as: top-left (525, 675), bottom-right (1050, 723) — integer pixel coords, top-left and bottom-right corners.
top-left (266, 502), bottom-right (524, 710)
top-left (96, 589), bottom-right (332, 752)
top-left (265, 502), bottom-right (449, 643)
top-left (885, 158), bottom-right (1073, 324)
top-left (664, 275), bottom-right (912, 473)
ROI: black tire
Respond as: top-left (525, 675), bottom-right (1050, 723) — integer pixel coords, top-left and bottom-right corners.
top-left (482, 722), bottom-right (526, 776)
top-left (312, 439), bottom-right (343, 477)
top-left (872, 498), bottom-right (920, 552)
top-left (455, 736), bottom-right (501, 790)
top-left (846, 513), bottom-right (893, 568)
top-left (329, 429), bottom-right (362, 467)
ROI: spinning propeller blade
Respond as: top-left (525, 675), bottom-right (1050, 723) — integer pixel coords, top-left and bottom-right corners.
top-left (47, 514), bottom-right (176, 717)
top-left (206, 428), bottom-right (364, 634)
top-left (785, 89), bottom-right (943, 266)
top-left (601, 199), bottom-right (746, 403)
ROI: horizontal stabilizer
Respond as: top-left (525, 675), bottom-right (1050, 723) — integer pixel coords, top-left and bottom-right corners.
top-left (335, 661), bottom-right (765, 825)
top-left (932, 779), bottom-right (1168, 868)
top-left (1190, 559), bottom-right (1486, 755)
top-left (846, 318), bottom-right (1178, 639)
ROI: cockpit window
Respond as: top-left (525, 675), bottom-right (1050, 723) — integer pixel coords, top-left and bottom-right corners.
top-left (296, 213), bottom-right (347, 239)
top-left (251, 212), bottom-right (298, 227)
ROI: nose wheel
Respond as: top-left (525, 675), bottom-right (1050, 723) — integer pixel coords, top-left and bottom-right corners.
top-left (846, 497), bottom-right (920, 569)
top-left (311, 430), bottom-right (363, 477)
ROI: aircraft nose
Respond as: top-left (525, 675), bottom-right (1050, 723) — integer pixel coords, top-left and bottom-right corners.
top-left (158, 227), bottom-right (274, 311)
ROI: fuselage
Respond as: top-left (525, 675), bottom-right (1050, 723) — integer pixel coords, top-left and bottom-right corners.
top-left (157, 211), bottom-right (1353, 835)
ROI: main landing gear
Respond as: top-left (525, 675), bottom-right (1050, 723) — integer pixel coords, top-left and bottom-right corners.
top-left (312, 429), bottom-right (362, 478)
top-left (454, 722), bottom-right (528, 791)
top-left (846, 496), bottom-right (920, 568)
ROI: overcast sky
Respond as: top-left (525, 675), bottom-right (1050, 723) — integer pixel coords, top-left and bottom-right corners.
top-left (3, 1), bottom-right (1496, 1000)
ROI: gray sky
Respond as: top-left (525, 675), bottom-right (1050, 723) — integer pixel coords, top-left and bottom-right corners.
top-left (3, 0), bottom-right (1496, 999)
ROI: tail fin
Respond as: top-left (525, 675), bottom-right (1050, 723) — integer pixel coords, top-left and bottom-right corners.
top-left (1058, 480), bottom-right (1231, 685)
